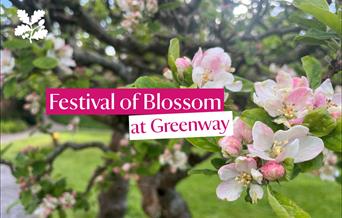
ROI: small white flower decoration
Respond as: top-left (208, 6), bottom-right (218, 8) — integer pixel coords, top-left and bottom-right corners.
top-left (14, 9), bottom-right (48, 43)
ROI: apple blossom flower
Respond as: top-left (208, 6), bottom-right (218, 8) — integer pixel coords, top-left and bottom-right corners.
top-left (146, 0), bottom-right (158, 14)
top-left (314, 79), bottom-right (341, 119)
top-left (159, 148), bottom-right (188, 173)
top-left (253, 71), bottom-right (313, 127)
top-left (248, 121), bottom-right (324, 163)
top-left (0, 49), bottom-right (15, 74)
top-left (219, 118), bottom-right (252, 157)
top-left (175, 56), bottom-right (191, 74)
top-left (216, 156), bottom-right (263, 203)
top-left (24, 92), bottom-right (40, 115)
top-left (59, 192), bottom-right (76, 209)
top-left (260, 161), bottom-right (285, 181)
top-left (119, 134), bottom-right (130, 147)
top-left (47, 35), bottom-right (76, 74)
top-left (191, 47), bottom-right (242, 91)
top-left (219, 136), bottom-right (242, 157)
top-left (317, 149), bottom-right (340, 181)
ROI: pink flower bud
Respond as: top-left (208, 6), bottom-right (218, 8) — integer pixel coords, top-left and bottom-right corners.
top-left (173, 143), bottom-right (182, 151)
top-left (260, 161), bottom-right (285, 181)
top-left (219, 136), bottom-right (242, 156)
top-left (233, 118), bottom-right (252, 143)
top-left (175, 57), bottom-right (191, 73)
top-left (122, 163), bottom-right (131, 172)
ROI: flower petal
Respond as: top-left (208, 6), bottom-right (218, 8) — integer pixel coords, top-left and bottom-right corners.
top-left (235, 156), bottom-right (257, 172)
top-left (275, 139), bottom-right (299, 162)
top-left (249, 184), bottom-right (264, 203)
top-left (192, 67), bottom-right (204, 86)
top-left (251, 169), bottom-right (263, 184)
top-left (294, 136), bottom-right (324, 163)
top-left (274, 125), bottom-right (309, 142)
top-left (315, 79), bottom-right (334, 99)
top-left (248, 145), bottom-right (274, 161)
top-left (252, 121), bottom-right (274, 151)
top-left (216, 180), bottom-right (243, 201)
top-left (218, 163), bottom-right (239, 181)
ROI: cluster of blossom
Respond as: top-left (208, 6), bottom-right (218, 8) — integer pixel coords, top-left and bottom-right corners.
top-left (14, 10), bottom-right (48, 43)
top-left (47, 34), bottom-right (76, 74)
top-left (315, 149), bottom-right (340, 181)
top-left (117, 0), bottom-right (158, 32)
top-left (33, 192), bottom-right (76, 218)
top-left (216, 119), bottom-right (325, 203)
top-left (253, 70), bottom-right (341, 127)
top-left (24, 92), bottom-right (41, 115)
top-left (112, 162), bottom-right (140, 180)
top-left (159, 142), bottom-right (188, 173)
top-left (173, 47), bottom-right (242, 99)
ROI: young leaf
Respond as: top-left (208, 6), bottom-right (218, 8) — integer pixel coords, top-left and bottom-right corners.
top-left (240, 108), bottom-right (282, 131)
top-left (33, 57), bottom-right (58, 70)
top-left (134, 76), bottom-right (178, 88)
top-left (211, 158), bottom-right (227, 169)
top-left (294, 0), bottom-right (341, 35)
top-left (267, 187), bottom-right (311, 218)
top-left (303, 108), bottom-right (336, 137)
top-left (186, 137), bottom-right (220, 152)
top-left (168, 38), bottom-right (180, 82)
top-left (322, 117), bottom-right (342, 152)
top-left (4, 38), bottom-right (31, 49)
top-left (301, 56), bottom-right (323, 89)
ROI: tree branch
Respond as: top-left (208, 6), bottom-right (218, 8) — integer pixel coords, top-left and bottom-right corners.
top-left (46, 141), bottom-right (110, 163)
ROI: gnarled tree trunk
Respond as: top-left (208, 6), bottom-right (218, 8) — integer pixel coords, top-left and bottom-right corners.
top-left (98, 119), bottom-right (130, 218)
top-left (138, 170), bottom-right (191, 218)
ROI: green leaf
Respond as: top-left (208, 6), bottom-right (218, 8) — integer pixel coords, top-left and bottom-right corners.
top-left (3, 39), bottom-right (31, 49)
top-left (168, 38), bottom-right (180, 83)
top-left (211, 158), bottom-right (227, 169)
top-left (301, 56), bottom-right (323, 89)
top-left (3, 78), bottom-right (17, 98)
top-left (234, 76), bottom-right (254, 92)
top-left (303, 108), bottom-right (336, 137)
top-left (294, 0), bottom-right (341, 35)
top-left (240, 108), bottom-right (282, 131)
top-left (322, 117), bottom-right (342, 152)
top-left (33, 57), bottom-right (58, 70)
top-left (186, 137), bottom-right (220, 152)
top-left (188, 169), bottom-right (217, 175)
top-left (267, 187), bottom-right (311, 218)
top-left (134, 76), bottom-right (178, 88)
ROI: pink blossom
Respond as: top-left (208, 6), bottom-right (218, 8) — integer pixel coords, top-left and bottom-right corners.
top-left (47, 35), bottom-right (76, 74)
top-left (191, 47), bottom-right (242, 91)
top-left (175, 56), bottom-right (191, 74)
top-left (248, 121), bottom-right (324, 163)
top-left (314, 79), bottom-right (341, 119)
top-left (219, 136), bottom-right (242, 157)
top-left (233, 118), bottom-right (252, 143)
top-left (260, 161), bottom-right (285, 181)
top-left (253, 71), bottom-right (314, 126)
top-left (216, 157), bottom-right (263, 203)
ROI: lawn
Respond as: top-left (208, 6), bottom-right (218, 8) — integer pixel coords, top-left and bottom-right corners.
top-left (1, 130), bottom-right (341, 218)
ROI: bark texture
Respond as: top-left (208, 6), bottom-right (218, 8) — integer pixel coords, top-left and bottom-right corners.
top-left (138, 170), bottom-right (191, 218)
top-left (98, 124), bottom-right (129, 218)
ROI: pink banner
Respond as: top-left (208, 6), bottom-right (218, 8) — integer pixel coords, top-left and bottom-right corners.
top-left (45, 88), bottom-right (224, 115)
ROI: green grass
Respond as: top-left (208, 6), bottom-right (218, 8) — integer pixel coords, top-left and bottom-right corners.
top-left (1, 131), bottom-right (341, 218)
top-left (0, 119), bottom-right (28, 133)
